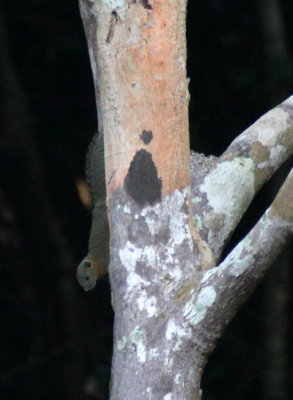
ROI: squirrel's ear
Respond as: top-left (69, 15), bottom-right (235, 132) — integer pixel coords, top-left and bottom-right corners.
top-left (84, 260), bottom-right (91, 268)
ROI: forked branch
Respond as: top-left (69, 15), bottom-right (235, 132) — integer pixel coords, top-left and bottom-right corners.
top-left (191, 95), bottom-right (293, 260)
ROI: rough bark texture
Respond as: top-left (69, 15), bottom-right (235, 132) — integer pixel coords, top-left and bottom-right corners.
top-left (79, 1), bottom-right (293, 399)
top-left (191, 96), bottom-right (293, 260)
top-left (109, 187), bottom-right (204, 400)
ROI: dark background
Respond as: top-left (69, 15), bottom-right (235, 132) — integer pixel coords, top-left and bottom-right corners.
top-left (0, 0), bottom-right (292, 399)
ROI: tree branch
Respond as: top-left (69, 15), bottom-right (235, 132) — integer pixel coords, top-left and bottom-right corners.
top-left (190, 95), bottom-right (293, 259)
top-left (195, 167), bottom-right (293, 353)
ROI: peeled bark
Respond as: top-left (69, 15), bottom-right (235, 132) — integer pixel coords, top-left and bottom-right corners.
top-left (79, 0), bottom-right (190, 197)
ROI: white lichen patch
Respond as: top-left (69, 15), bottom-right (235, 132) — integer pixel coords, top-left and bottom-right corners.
top-left (130, 325), bottom-right (145, 344)
top-left (102, 0), bottom-right (125, 8)
top-left (200, 158), bottom-right (255, 232)
top-left (242, 235), bottom-right (252, 247)
top-left (143, 245), bottom-right (157, 266)
top-left (257, 144), bottom-right (287, 170)
top-left (130, 326), bottom-right (146, 363)
top-left (194, 215), bottom-right (202, 230)
top-left (258, 126), bottom-right (279, 146)
top-left (164, 353), bottom-right (174, 369)
top-left (141, 188), bottom-right (191, 247)
top-left (142, 211), bottom-right (157, 236)
top-left (175, 373), bottom-right (181, 385)
top-left (183, 286), bottom-right (217, 325)
top-left (192, 196), bottom-right (202, 204)
top-left (166, 319), bottom-right (187, 340)
top-left (120, 240), bottom-right (178, 300)
top-left (137, 342), bottom-right (146, 363)
top-left (119, 242), bottom-right (150, 297)
top-left (167, 267), bottom-right (182, 283)
top-left (201, 267), bottom-right (218, 285)
top-left (169, 190), bottom-right (191, 246)
top-left (165, 246), bottom-right (175, 264)
top-left (223, 239), bottom-right (255, 277)
top-left (119, 241), bottom-right (142, 271)
top-left (88, 48), bottom-right (97, 84)
top-left (165, 319), bottom-right (191, 351)
top-left (149, 348), bottom-right (159, 359)
top-left (269, 145), bottom-right (286, 165)
top-left (257, 107), bottom-right (288, 147)
top-left (257, 160), bottom-right (269, 170)
top-left (137, 291), bottom-right (158, 318)
top-left (123, 204), bottom-right (130, 214)
top-left (117, 336), bottom-right (127, 350)
top-left (127, 272), bottom-right (149, 290)
top-left (163, 393), bottom-right (172, 400)
top-left (119, 188), bottom-right (196, 303)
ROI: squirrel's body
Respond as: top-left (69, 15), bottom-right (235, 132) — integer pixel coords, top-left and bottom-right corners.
top-left (77, 132), bottom-right (109, 291)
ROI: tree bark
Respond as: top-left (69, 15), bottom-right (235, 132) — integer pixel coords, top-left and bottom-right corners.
top-left (79, 1), bottom-right (293, 399)
top-left (79, 0), bottom-right (190, 197)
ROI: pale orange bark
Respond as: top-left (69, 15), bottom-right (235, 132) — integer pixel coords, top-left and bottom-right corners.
top-left (84, 0), bottom-right (190, 198)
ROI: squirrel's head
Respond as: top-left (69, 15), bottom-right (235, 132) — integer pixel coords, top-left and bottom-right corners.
top-left (77, 259), bottom-right (102, 291)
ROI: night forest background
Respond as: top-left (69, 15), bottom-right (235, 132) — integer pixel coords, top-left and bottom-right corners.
top-left (0, 0), bottom-right (293, 399)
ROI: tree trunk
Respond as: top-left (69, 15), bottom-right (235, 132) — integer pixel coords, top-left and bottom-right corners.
top-left (79, 1), bottom-right (293, 399)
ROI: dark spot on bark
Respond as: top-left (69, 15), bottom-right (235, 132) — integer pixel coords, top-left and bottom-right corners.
top-left (106, 11), bottom-right (120, 43)
top-left (141, 0), bottom-right (153, 9)
top-left (140, 130), bottom-right (153, 144)
top-left (222, 141), bottom-right (251, 160)
top-left (235, 142), bottom-right (251, 157)
top-left (124, 149), bottom-right (162, 206)
top-left (127, 216), bottom-right (150, 247)
top-left (135, 261), bottom-right (153, 280)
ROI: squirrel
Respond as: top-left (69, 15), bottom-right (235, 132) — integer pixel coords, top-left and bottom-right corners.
top-left (77, 132), bottom-right (110, 291)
